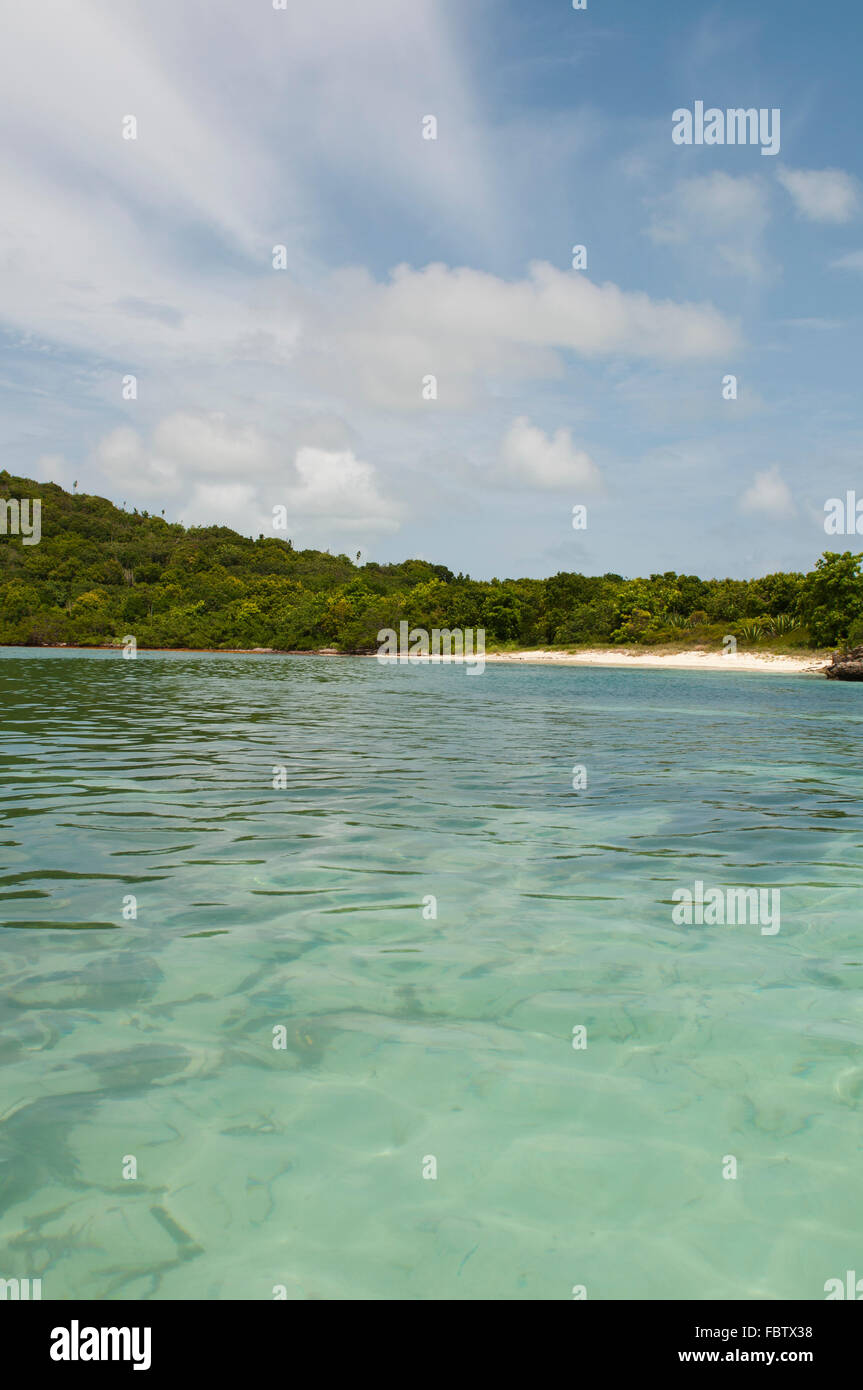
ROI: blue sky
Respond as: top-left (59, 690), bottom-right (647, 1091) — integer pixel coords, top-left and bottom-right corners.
top-left (1, 0), bottom-right (862, 580)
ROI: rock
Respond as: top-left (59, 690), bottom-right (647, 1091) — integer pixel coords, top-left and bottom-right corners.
top-left (250, 647), bottom-right (274, 653)
top-left (823, 645), bottom-right (863, 680)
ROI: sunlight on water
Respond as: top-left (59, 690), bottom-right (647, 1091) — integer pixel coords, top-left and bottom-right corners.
top-left (1, 650), bottom-right (862, 1299)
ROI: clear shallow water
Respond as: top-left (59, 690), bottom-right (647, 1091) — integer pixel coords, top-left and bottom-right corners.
top-left (0, 649), bottom-right (861, 1301)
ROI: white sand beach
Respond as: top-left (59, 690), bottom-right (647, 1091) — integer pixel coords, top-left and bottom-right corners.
top-left (483, 648), bottom-right (826, 674)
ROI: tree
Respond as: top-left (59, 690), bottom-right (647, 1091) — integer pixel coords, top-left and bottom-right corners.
top-left (3, 472), bottom-right (863, 655)
top-left (797, 551), bottom-right (863, 646)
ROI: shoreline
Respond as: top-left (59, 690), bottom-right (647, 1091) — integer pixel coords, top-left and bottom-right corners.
top-left (481, 648), bottom-right (826, 674)
top-left (1, 643), bottom-right (830, 674)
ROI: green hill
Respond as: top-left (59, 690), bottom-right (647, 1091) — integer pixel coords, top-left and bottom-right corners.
top-left (1, 471), bottom-right (861, 651)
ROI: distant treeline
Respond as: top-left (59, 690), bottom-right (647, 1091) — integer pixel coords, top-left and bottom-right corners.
top-left (1, 472), bottom-right (862, 651)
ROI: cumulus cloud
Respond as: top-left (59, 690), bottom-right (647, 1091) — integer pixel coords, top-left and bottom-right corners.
top-left (91, 413), bottom-right (401, 536)
top-left (739, 466), bottom-right (795, 519)
top-left (499, 417), bottom-right (602, 491)
top-left (776, 167), bottom-right (860, 223)
top-left (93, 414), bottom-right (278, 499)
top-left (283, 447), bottom-right (403, 532)
top-left (93, 426), bottom-right (184, 499)
top-left (301, 260), bottom-right (738, 410)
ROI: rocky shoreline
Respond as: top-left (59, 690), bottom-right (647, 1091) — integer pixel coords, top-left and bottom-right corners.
top-left (823, 645), bottom-right (863, 680)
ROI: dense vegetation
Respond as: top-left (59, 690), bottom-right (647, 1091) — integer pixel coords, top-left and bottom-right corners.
top-left (2, 472), bottom-right (862, 651)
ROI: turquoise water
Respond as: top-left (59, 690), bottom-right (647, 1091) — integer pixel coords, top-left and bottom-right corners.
top-left (1, 649), bottom-right (862, 1300)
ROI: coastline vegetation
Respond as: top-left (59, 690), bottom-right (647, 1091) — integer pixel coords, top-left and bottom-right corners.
top-left (2, 472), bottom-right (862, 654)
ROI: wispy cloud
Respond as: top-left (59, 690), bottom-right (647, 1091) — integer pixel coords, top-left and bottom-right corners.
top-left (776, 166), bottom-right (860, 223)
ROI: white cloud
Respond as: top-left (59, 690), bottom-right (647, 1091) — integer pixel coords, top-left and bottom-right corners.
top-left (151, 414), bottom-right (277, 478)
top-left (739, 466), bottom-right (795, 519)
top-left (0, 0), bottom-right (500, 265)
top-left (284, 447), bottom-right (403, 532)
top-left (91, 413), bottom-right (402, 536)
top-left (33, 453), bottom-right (67, 485)
top-left (94, 426), bottom-right (183, 499)
top-left (499, 417), bottom-right (602, 491)
top-left (776, 167), bottom-right (860, 223)
top-left (646, 173), bottom-right (771, 279)
top-left (301, 260), bottom-right (738, 410)
top-left (830, 250), bottom-right (863, 271)
top-left (186, 483), bottom-right (260, 529)
top-left (93, 413), bottom-right (277, 499)
top-left (0, 0), bottom-right (740, 415)
top-left (0, 0), bottom-right (503, 372)
top-left (0, 0), bottom-right (805, 581)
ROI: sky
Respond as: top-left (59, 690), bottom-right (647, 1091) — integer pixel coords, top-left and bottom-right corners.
top-left (1, 0), bottom-right (862, 580)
